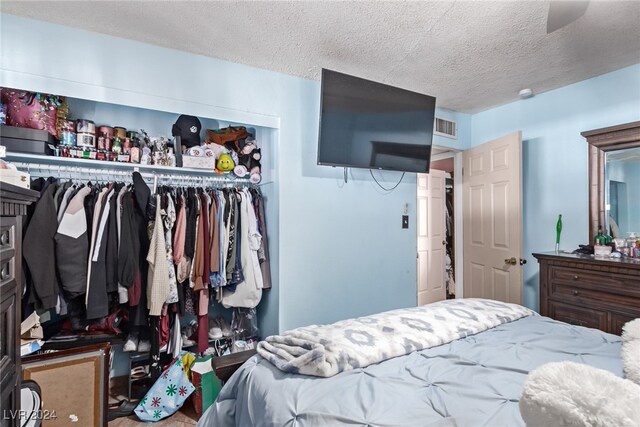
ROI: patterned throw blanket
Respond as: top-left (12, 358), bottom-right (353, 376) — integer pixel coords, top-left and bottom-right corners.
top-left (257, 298), bottom-right (536, 377)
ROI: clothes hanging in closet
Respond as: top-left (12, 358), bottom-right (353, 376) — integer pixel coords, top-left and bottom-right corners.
top-left (21, 171), bottom-right (271, 362)
top-left (444, 182), bottom-right (455, 297)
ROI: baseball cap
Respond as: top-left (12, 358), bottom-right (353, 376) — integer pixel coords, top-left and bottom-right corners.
top-left (171, 115), bottom-right (202, 148)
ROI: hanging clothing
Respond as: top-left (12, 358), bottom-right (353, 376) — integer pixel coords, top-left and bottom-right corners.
top-left (200, 192), bottom-right (211, 288)
top-left (162, 195), bottom-right (179, 304)
top-left (252, 189), bottom-right (272, 290)
top-left (55, 186), bottom-right (92, 299)
top-left (173, 195), bottom-right (186, 266)
top-left (86, 186), bottom-right (115, 319)
top-left (116, 186), bottom-right (129, 304)
top-left (147, 195), bottom-right (170, 317)
top-left (197, 290), bottom-right (209, 354)
top-left (56, 185), bottom-right (76, 224)
top-left (22, 169), bottom-right (272, 361)
top-left (209, 192), bottom-right (220, 275)
top-left (210, 191), bottom-right (228, 288)
top-left (118, 191), bottom-right (140, 289)
top-left (221, 190), bottom-right (263, 309)
top-left (23, 183), bottom-right (60, 310)
top-left (130, 183), bottom-right (151, 328)
top-left (192, 192), bottom-right (206, 291)
top-left (225, 192), bottom-right (238, 286)
top-left (105, 185), bottom-right (120, 293)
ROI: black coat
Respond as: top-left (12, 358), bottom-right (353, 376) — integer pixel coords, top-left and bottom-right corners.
top-left (118, 191), bottom-right (140, 289)
top-left (23, 183), bottom-right (60, 309)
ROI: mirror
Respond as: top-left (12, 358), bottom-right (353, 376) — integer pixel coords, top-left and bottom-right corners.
top-left (582, 121), bottom-right (640, 242)
top-left (606, 147), bottom-right (640, 239)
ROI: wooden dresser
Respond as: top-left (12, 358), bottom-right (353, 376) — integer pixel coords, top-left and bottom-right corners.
top-left (0, 182), bottom-right (38, 427)
top-left (534, 252), bottom-right (640, 335)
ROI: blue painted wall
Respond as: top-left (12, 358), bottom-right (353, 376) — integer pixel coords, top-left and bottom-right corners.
top-left (0, 14), bottom-right (471, 342)
top-left (470, 63), bottom-right (640, 310)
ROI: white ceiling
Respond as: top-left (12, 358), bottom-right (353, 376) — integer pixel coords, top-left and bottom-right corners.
top-left (2, 1), bottom-right (639, 113)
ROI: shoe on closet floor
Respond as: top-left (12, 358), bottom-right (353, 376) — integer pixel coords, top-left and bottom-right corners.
top-left (211, 315), bottom-right (231, 337)
top-left (123, 335), bottom-right (139, 352)
top-left (182, 334), bottom-right (196, 347)
top-left (137, 339), bottom-right (151, 352)
top-left (182, 319), bottom-right (197, 345)
top-left (208, 320), bottom-right (222, 340)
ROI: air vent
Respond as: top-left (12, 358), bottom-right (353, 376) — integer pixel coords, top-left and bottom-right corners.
top-left (434, 117), bottom-right (457, 139)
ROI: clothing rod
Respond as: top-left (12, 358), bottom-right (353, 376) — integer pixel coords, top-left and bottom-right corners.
top-left (10, 161), bottom-right (254, 187)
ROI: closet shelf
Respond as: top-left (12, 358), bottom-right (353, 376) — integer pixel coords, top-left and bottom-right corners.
top-left (4, 152), bottom-right (252, 184)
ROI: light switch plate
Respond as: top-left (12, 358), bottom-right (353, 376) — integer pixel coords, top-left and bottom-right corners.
top-left (402, 215), bottom-right (409, 229)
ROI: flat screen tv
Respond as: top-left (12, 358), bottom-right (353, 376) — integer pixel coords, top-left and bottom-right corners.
top-left (317, 69), bottom-right (436, 174)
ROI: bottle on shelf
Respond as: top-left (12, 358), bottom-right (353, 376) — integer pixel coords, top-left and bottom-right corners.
top-left (594, 225), bottom-right (605, 245)
top-left (129, 134), bottom-right (141, 164)
top-left (112, 136), bottom-right (122, 155)
top-left (555, 214), bottom-right (562, 253)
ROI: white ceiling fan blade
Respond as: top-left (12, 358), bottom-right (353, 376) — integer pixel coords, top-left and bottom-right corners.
top-left (547, 1), bottom-right (590, 33)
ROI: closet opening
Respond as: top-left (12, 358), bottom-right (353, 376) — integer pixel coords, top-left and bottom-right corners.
top-left (1, 87), bottom-right (281, 384)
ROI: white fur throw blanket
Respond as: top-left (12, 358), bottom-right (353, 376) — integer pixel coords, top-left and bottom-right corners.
top-left (621, 318), bottom-right (640, 385)
top-left (520, 361), bottom-right (640, 427)
top-left (257, 298), bottom-right (534, 377)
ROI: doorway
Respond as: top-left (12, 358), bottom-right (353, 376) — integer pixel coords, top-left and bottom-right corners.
top-left (430, 157), bottom-right (456, 300)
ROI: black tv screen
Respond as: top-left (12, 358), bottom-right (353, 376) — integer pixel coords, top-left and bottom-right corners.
top-left (317, 69), bottom-right (436, 173)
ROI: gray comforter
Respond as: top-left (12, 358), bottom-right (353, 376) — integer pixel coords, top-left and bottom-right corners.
top-left (198, 316), bottom-right (622, 427)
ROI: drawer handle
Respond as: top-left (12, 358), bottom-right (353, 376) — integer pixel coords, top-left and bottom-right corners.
top-left (0, 230), bottom-right (9, 246)
top-left (572, 290), bottom-right (579, 296)
top-left (0, 263), bottom-right (10, 280)
top-left (572, 275), bottom-right (579, 281)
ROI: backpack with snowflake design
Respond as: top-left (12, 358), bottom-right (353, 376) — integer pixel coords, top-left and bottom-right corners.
top-left (135, 351), bottom-right (196, 422)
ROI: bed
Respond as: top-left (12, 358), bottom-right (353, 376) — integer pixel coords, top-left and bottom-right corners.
top-left (197, 299), bottom-right (623, 427)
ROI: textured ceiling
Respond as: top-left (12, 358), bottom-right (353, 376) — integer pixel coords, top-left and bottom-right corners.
top-left (2, 1), bottom-right (639, 113)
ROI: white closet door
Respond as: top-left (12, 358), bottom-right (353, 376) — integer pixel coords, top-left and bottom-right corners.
top-left (417, 169), bottom-right (447, 306)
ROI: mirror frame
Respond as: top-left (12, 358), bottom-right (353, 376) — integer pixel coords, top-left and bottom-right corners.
top-left (581, 121), bottom-right (640, 242)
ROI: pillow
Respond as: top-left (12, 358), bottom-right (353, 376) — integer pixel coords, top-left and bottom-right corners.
top-left (621, 318), bottom-right (640, 385)
top-left (519, 361), bottom-right (640, 427)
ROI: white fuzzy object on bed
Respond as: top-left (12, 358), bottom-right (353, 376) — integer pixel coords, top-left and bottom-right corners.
top-left (519, 361), bottom-right (640, 427)
top-left (621, 318), bottom-right (640, 385)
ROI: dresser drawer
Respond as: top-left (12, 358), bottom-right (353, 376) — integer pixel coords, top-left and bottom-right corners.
top-left (0, 261), bottom-right (12, 286)
top-left (610, 310), bottom-right (640, 336)
top-left (548, 300), bottom-right (607, 330)
top-left (548, 281), bottom-right (640, 309)
top-left (549, 266), bottom-right (640, 299)
top-left (0, 285), bottom-right (18, 392)
top-left (0, 219), bottom-right (16, 287)
top-left (0, 221), bottom-right (16, 263)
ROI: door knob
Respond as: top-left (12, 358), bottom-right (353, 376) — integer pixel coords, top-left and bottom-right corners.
top-left (519, 258), bottom-right (527, 265)
top-left (504, 257), bottom-right (517, 265)
top-left (442, 240), bottom-right (446, 245)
